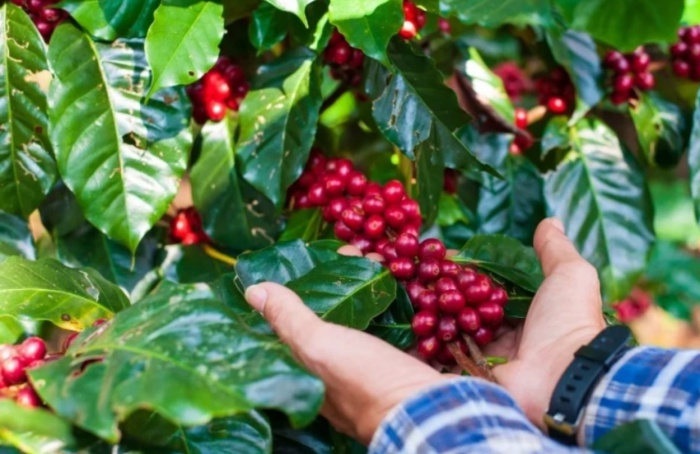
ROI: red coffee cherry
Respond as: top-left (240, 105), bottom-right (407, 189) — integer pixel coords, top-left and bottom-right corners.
top-left (457, 307), bottom-right (481, 333)
top-left (419, 239), bottom-right (446, 261)
top-left (417, 259), bottom-right (441, 283)
top-left (412, 311), bottom-right (439, 337)
top-left (417, 289), bottom-right (439, 312)
top-left (417, 336), bottom-right (441, 360)
top-left (438, 291), bottom-right (466, 314)
top-left (436, 316), bottom-right (459, 342)
top-left (17, 338), bottom-right (46, 363)
top-left (389, 257), bottom-right (416, 280)
top-left (395, 233), bottom-right (420, 257)
top-left (477, 302), bottom-right (505, 326)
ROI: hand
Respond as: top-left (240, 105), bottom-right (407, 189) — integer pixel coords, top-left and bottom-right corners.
top-left (244, 281), bottom-right (450, 444)
top-left (486, 218), bottom-right (606, 430)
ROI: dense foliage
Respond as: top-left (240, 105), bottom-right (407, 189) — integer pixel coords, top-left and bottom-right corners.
top-left (0, 0), bottom-right (699, 451)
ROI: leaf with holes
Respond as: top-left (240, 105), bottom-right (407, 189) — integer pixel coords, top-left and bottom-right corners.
top-left (192, 118), bottom-right (280, 251)
top-left (545, 118), bottom-right (654, 302)
top-left (145, 0), bottom-right (225, 96)
top-left (0, 256), bottom-right (129, 330)
top-left (287, 256), bottom-right (397, 330)
top-left (29, 284), bottom-right (324, 443)
top-left (0, 4), bottom-right (55, 218)
top-left (58, 0), bottom-right (160, 41)
top-left (48, 23), bottom-right (192, 252)
top-left (329, 0), bottom-right (403, 64)
top-left (237, 50), bottom-right (323, 208)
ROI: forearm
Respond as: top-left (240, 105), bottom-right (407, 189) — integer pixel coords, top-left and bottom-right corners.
top-left (582, 347), bottom-right (700, 452)
top-left (370, 378), bottom-right (591, 454)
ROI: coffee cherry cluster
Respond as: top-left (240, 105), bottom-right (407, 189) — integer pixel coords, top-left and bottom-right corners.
top-left (0, 338), bottom-right (48, 408)
top-left (289, 150), bottom-right (510, 365)
top-left (169, 207), bottom-right (209, 246)
top-left (603, 48), bottom-right (655, 105)
top-left (670, 26), bottom-right (700, 81)
top-left (494, 62), bottom-right (531, 102)
top-left (534, 67), bottom-right (575, 114)
top-left (399, 1), bottom-right (426, 40)
top-left (323, 31), bottom-right (365, 86)
top-left (11, 0), bottom-right (68, 42)
top-left (186, 57), bottom-right (249, 124)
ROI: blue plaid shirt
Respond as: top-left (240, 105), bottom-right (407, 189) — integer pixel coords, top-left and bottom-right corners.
top-left (369, 347), bottom-right (700, 453)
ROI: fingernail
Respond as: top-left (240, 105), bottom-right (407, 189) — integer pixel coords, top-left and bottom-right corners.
top-left (550, 218), bottom-right (565, 233)
top-left (245, 285), bottom-right (268, 312)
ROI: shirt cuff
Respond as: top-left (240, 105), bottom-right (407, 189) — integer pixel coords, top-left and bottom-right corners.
top-left (581, 346), bottom-right (700, 452)
top-left (369, 377), bottom-right (586, 453)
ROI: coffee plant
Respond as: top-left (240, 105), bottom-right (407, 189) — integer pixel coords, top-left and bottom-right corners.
top-left (0, 0), bottom-right (699, 451)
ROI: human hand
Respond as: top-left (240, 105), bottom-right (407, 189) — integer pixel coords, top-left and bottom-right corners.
top-left (485, 218), bottom-right (606, 430)
top-left (244, 281), bottom-right (450, 444)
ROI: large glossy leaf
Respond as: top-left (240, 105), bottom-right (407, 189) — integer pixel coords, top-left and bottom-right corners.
top-left (48, 24), bottom-right (192, 252)
top-left (54, 226), bottom-right (160, 294)
top-left (684, 0), bottom-right (700, 24)
top-left (0, 316), bottom-right (23, 344)
top-left (630, 93), bottom-right (687, 169)
top-left (464, 48), bottom-right (513, 122)
top-left (546, 30), bottom-right (603, 121)
top-left (368, 285), bottom-right (415, 349)
top-left (279, 209), bottom-right (323, 242)
top-left (0, 4), bottom-right (55, 217)
top-left (690, 89), bottom-right (700, 226)
top-left (328, 0), bottom-right (403, 64)
top-left (414, 134), bottom-right (445, 226)
top-left (371, 38), bottom-right (498, 201)
top-left (250, 2), bottom-right (292, 51)
top-left (453, 234), bottom-right (544, 293)
top-left (0, 211), bottom-right (35, 262)
top-left (58, 0), bottom-right (160, 41)
top-left (0, 257), bottom-right (129, 330)
top-left (235, 240), bottom-right (338, 287)
top-left (208, 274), bottom-right (271, 334)
top-left (191, 118), bottom-right (280, 251)
top-left (545, 118), bottom-right (654, 302)
top-left (145, 0), bottom-right (225, 96)
top-left (263, 0), bottom-right (315, 26)
top-left (167, 413), bottom-right (272, 454)
top-left (564, 0), bottom-right (683, 51)
top-left (286, 256), bottom-right (397, 330)
top-left (477, 156), bottom-right (545, 246)
top-left (0, 400), bottom-right (75, 454)
top-left (237, 50), bottom-right (323, 208)
top-left (30, 284), bottom-right (324, 442)
top-left (440, 0), bottom-right (554, 27)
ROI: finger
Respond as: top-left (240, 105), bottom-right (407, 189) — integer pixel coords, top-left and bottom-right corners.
top-left (337, 245), bottom-right (363, 257)
top-left (533, 218), bottom-right (589, 277)
top-left (245, 282), bottom-right (323, 350)
top-left (365, 252), bottom-right (385, 263)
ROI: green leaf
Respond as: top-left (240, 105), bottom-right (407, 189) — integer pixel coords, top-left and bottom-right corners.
top-left (689, 89), bottom-right (700, 226)
top-left (541, 116), bottom-right (570, 157)
top-left (0, 211), bottom-right (35, 263)
top-left (191, 118), bottom-right (280, 251)
top-left (566, 0), bottom-right (684, 51)
top-left (237, 50), bottom-right (323, 209)
top-left (167, 413), bottom-right (272, 454)
top-left (645, 241), bottom-right (700, 321)
top-left (287, 256), bottom-right (396, 329)
top-left (250, 2), bottom-right (292, 51)
top-left (545, 118), bottom-right (654, 302)
top-left (263, 0), bottom-right (315, 26)
top-left (48, 24), bottom-right (192, 252)
top-left (684, 0), bottom-right (700, 24)
top-left (651, 180), bottom-right (700, 244)
top-left (453, 234), bottom-right (544, 293)
top-left (38, 183), bottom-right (86, 237)
top-left (0, 4), bottom-right (56, 218)
top-left (30, 284), bottom-right (324, 443)
top-left (415, 134), bottom-right (445, 226)
top-left (208, 274), bottom-right (271, 334)
top-left (477, 155), bottom-right (545, 246)
top-left (440, 0), bottom-right (554, 28)
top-left (464, 48), bottom-right (514, 123)
top-left (224, 0), bottom-right (261, 23)
top-left (161, 245), bottom-right (234, 284)
top-left (0, 400), bottom-right (75, 454)
top-left (0, 316), bottom-right (23, 344)
top-left (54, 226), bottom-right (160, 294)
top-left (546, 30), bottom-right (603, 121)
top-left (279, 209), bottom-right (324, 242)
top-left (592, 419), bottom-right (682, 454)
top-left (57, 0), bottom-right (160, 41)
top-left (235, 239), bottom-right (338, 287)
top-left (145, 0), bottom-right (225, 97)
top-left (329, 0), bottom-right (403, 64)
top-left (371, 39), bottom-right (498, 185)
top-left (368, 285), bottom-right (415, 349)
top-left (631, 92), bottom-right (687, 169)
top-left (0, 257), bottom-right (129, 330)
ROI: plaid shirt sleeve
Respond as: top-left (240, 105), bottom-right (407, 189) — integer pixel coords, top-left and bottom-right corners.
top-left (582, 346), bottom-right (700, 453)
top-left (368, 377), bottom-right (592, 453)
top-left (369, 347), bottom-right (700, 454)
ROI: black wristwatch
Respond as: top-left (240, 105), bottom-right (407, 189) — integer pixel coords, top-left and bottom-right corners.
top-left (544, 325), bottom-right (632, 445)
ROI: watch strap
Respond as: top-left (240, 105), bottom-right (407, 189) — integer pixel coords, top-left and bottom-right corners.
top-left (544, 325), bottom-right (632, 445)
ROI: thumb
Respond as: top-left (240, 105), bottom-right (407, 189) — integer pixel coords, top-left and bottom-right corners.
top-left (533, 218), bottom-right (593, 277)
top-left (245, 282), bottom-right (323, 351)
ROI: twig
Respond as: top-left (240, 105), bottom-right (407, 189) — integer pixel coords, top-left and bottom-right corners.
top-left (202, 244), bottom-right (237, 266)
top-left (446, 342), bottom-right (495, 382)
top-left (463, 335), bottom-right (496, 382)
